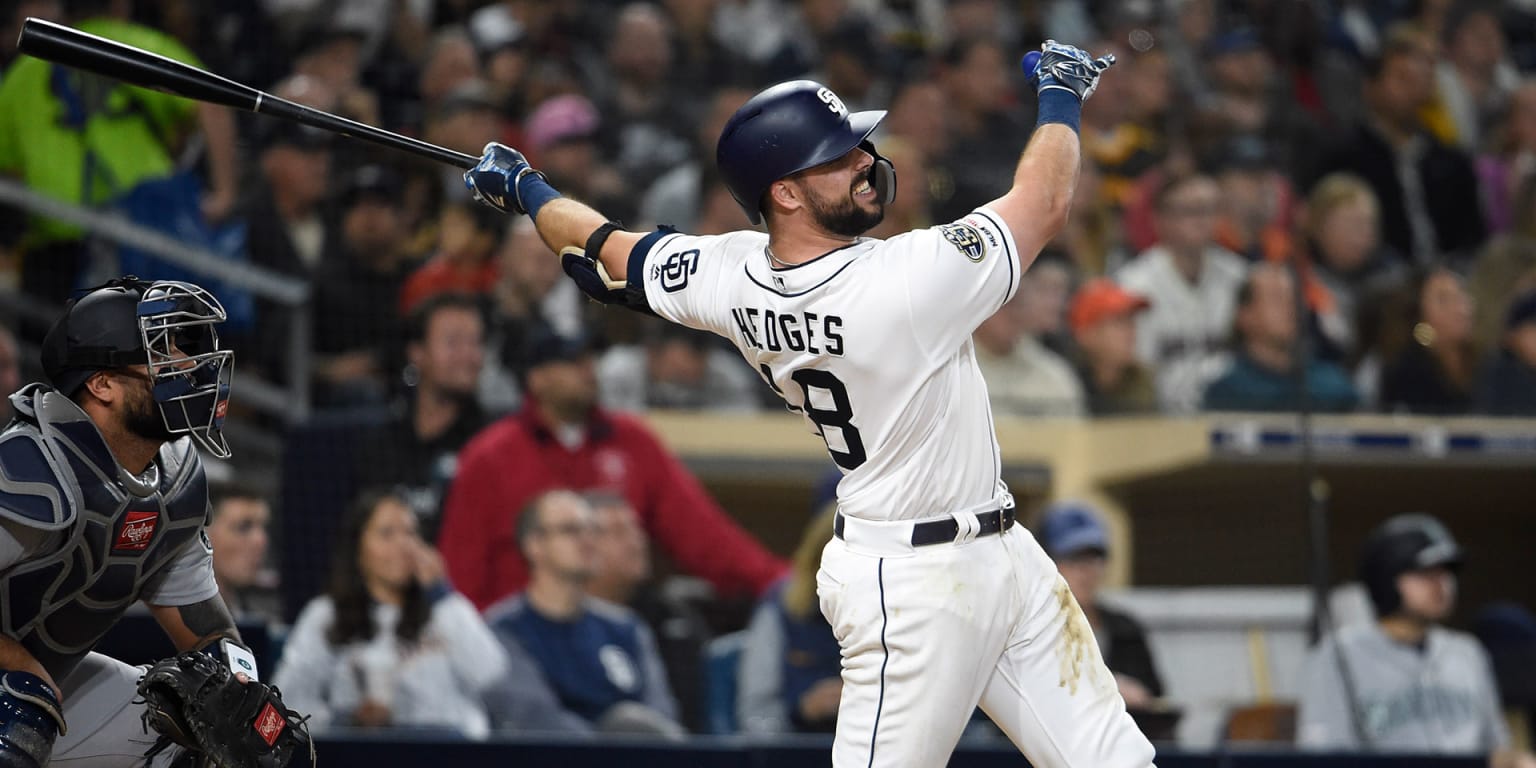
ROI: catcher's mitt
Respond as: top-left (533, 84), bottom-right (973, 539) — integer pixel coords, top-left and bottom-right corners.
top-left (137, 648), bottom-right (313, 768)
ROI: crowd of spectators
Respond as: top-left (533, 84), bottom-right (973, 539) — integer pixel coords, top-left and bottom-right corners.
top-left (4, 0), bottom-right (1536, 760)
top-left (9, 0), bottom-right (1536, 421)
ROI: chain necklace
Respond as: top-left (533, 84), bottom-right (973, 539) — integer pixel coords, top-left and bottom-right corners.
top-left (765, 245), bottom-right (796, 269)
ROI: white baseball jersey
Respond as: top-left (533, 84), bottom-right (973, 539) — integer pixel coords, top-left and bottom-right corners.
top-left (632, 208), bottom-right (1021, 522)
top-left (1115, 245), bottom-right (1247, 414)
top-left (631, 206), bottom-right (1156, 768)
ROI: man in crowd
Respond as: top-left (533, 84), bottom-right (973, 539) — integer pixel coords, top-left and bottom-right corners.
top-left (484, 490), bottom-right (684, 736)
top-left (206, 483), bottom-right (275, 622)
top-left (438, 333), bottom-right (786, 609)
top-left (356, 293), bottom-right (490, 539)
top-left (1297, 514), bottom-right (1535, 767)
top-left (584, 491), bottom-right (713, 730)
top-left (1203, 263), bottom-right (1358, 412)
top-left (1116, 173), bottom-right (1247, 412)
top-left (1069, 278), bottom-right (1157, 415)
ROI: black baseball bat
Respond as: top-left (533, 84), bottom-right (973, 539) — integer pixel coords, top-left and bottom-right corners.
top-left (16, 17), bottom-right (481, 169)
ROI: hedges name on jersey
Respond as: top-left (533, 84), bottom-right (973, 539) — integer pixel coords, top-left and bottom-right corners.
top-left (634, 209), bottom-right (1018, 522)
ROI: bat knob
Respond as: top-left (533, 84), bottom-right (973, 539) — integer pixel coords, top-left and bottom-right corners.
top-left (1021, 51), bottom-right (1043, 81)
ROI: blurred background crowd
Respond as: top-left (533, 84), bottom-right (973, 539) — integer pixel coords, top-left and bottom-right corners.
top-left (2, 0), bottom-right (1536, 761)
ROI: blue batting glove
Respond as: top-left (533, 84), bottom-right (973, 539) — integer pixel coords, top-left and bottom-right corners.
top-left (463, 142), bottom-right (544, 215)
top-left (1022, 40), bottom-right (1116, 102)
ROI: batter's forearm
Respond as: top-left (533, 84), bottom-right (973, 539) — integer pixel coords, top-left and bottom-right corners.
top-left (531, 197), bottom-right (611, 259)
top-left (987, 122), bottom-right (1080, 263)
top-left (530, 197), bottom-right (647, 282)
top-left (0, 634), bottom-right (58, 699)
top-left (1012, 123), bottom-right (1079, 231)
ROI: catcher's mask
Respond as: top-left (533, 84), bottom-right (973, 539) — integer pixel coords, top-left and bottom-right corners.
top-left (43, 277), bottom-right (235, 458)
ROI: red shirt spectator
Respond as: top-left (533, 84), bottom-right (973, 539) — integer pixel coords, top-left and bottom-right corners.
top-left (399, 200), bottom-right (503, 314)
top-left (438, 334), bottom-right (787, 609)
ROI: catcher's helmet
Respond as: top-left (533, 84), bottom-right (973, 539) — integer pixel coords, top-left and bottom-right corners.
top-left (1358, 513), bottom-right (1464, 617)
top-left (42, 277), bottom-right (235, 458)
top-left (715, 80), bottom-right (895, 224)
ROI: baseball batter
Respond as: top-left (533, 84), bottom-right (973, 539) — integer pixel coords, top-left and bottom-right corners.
top-left (465, 41), bottom-right (1155, 767)
top-left (0, 279), bottom-right (270, 768)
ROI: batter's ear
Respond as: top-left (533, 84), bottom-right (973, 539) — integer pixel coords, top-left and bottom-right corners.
top-left (766, 178), bottom-right (805, 219)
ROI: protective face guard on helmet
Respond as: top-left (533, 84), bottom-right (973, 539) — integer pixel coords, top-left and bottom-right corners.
top-left (136, 282), bottom-right (234, 458)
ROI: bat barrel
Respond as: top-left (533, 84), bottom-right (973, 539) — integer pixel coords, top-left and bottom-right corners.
top-left (18, 17), bottom-right (260, 110)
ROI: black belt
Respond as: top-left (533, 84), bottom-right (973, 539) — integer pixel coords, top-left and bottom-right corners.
top-left (834, 507), bottom-right (1017, 547)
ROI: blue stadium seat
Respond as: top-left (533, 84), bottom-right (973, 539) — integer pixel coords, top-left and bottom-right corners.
top-left (702, 630), bottom-right (746, 735)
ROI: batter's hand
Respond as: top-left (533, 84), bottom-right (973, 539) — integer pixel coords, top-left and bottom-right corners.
top-left (1022, 40), bottom-right (1116, 102)
top-left (464, 142), bottom-right (546, 216)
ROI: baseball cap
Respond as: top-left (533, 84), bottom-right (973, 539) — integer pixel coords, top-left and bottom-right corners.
top-left (41, 285), bottom-right (144, 397)
top-left (523, 332), bottom-right (593, 369)
top-left (1505, 291), bottom-right (1536, 331)
top-left (338, 164), bottom-right (402, 209)
top-left (526, 94), bottom-right (599, 154)
top-left (1040, 502), bottom-right (1110, 559)
top-left (1069, 278), bottom-right (1150, 333)
top-left (432, 80), bottom-right (503, 123)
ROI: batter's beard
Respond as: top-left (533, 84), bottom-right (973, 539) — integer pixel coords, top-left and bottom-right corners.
top-left (123, 385), bottom-right (176, 443)
top-left (807, 185), bottom-right (884, 238)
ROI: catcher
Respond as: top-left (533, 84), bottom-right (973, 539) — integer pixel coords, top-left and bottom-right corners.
top-left (0, 278), bottom-right (308, 768)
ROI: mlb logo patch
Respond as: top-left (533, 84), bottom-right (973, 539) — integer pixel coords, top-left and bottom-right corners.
top-left (254, 702), bottom-right (286, 745)
top-left (113, 510), bottom-right (158, 551)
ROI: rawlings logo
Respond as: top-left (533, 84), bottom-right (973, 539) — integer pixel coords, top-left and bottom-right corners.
top-left (214, 399), bottom-right (229, 420)
top-left (114, 510), bottom-right (158, 551)
top-left (254, 703), bottom-right (285, 746)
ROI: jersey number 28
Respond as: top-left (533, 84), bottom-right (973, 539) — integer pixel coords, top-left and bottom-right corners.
top-left (764, 365), bottom-right (867, 470)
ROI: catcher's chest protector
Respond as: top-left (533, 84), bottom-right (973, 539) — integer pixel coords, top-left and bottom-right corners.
top-left (0, 386), bottom-right (210, 680)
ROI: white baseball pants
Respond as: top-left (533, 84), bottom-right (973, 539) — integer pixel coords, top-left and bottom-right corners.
top-left (818, 513), bottom-right (1156, 768)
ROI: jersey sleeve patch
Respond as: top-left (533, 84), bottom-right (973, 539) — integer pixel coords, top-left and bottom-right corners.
top-left (939, 222), bottom-right (986, 262)
top-left (653, 247), bottom-right (701, 292)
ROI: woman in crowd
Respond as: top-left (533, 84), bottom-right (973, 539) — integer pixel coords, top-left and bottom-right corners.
top-left (1378, 266), bottom-right (1479, 414)
top-left (274, 488), bottom-right (508, 738)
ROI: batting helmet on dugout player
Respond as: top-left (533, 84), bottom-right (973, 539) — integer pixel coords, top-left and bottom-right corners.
top-left (1358, 513), bottom-right (1465, 618)
top-left (715, 79), bottom-right (896, 224)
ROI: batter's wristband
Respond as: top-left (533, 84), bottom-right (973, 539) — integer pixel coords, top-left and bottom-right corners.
top-left (515, 168), bottom-right (561, 220)
top-left (1036, 88), bottom-right (1082, 134)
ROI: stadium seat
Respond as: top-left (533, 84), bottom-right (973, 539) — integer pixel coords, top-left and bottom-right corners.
top-left (702, 630), bottom-right (746, 735)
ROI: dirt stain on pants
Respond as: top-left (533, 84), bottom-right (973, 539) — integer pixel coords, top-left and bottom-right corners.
top-left (1055, 580), bottom-right (1094, 695)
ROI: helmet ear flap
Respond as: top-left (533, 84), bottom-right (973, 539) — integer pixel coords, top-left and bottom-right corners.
top-left (860, 140), bottom-right (897, 205)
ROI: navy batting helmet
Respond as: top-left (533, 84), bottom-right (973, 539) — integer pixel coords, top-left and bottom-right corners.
top-left (1358, 513), bottom-right (1464, 617)
top-left (715, 80), bottom-right (895, 225)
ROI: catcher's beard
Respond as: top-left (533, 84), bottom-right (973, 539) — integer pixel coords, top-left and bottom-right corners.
top-left (124, 380), bottom-right (177, 443)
